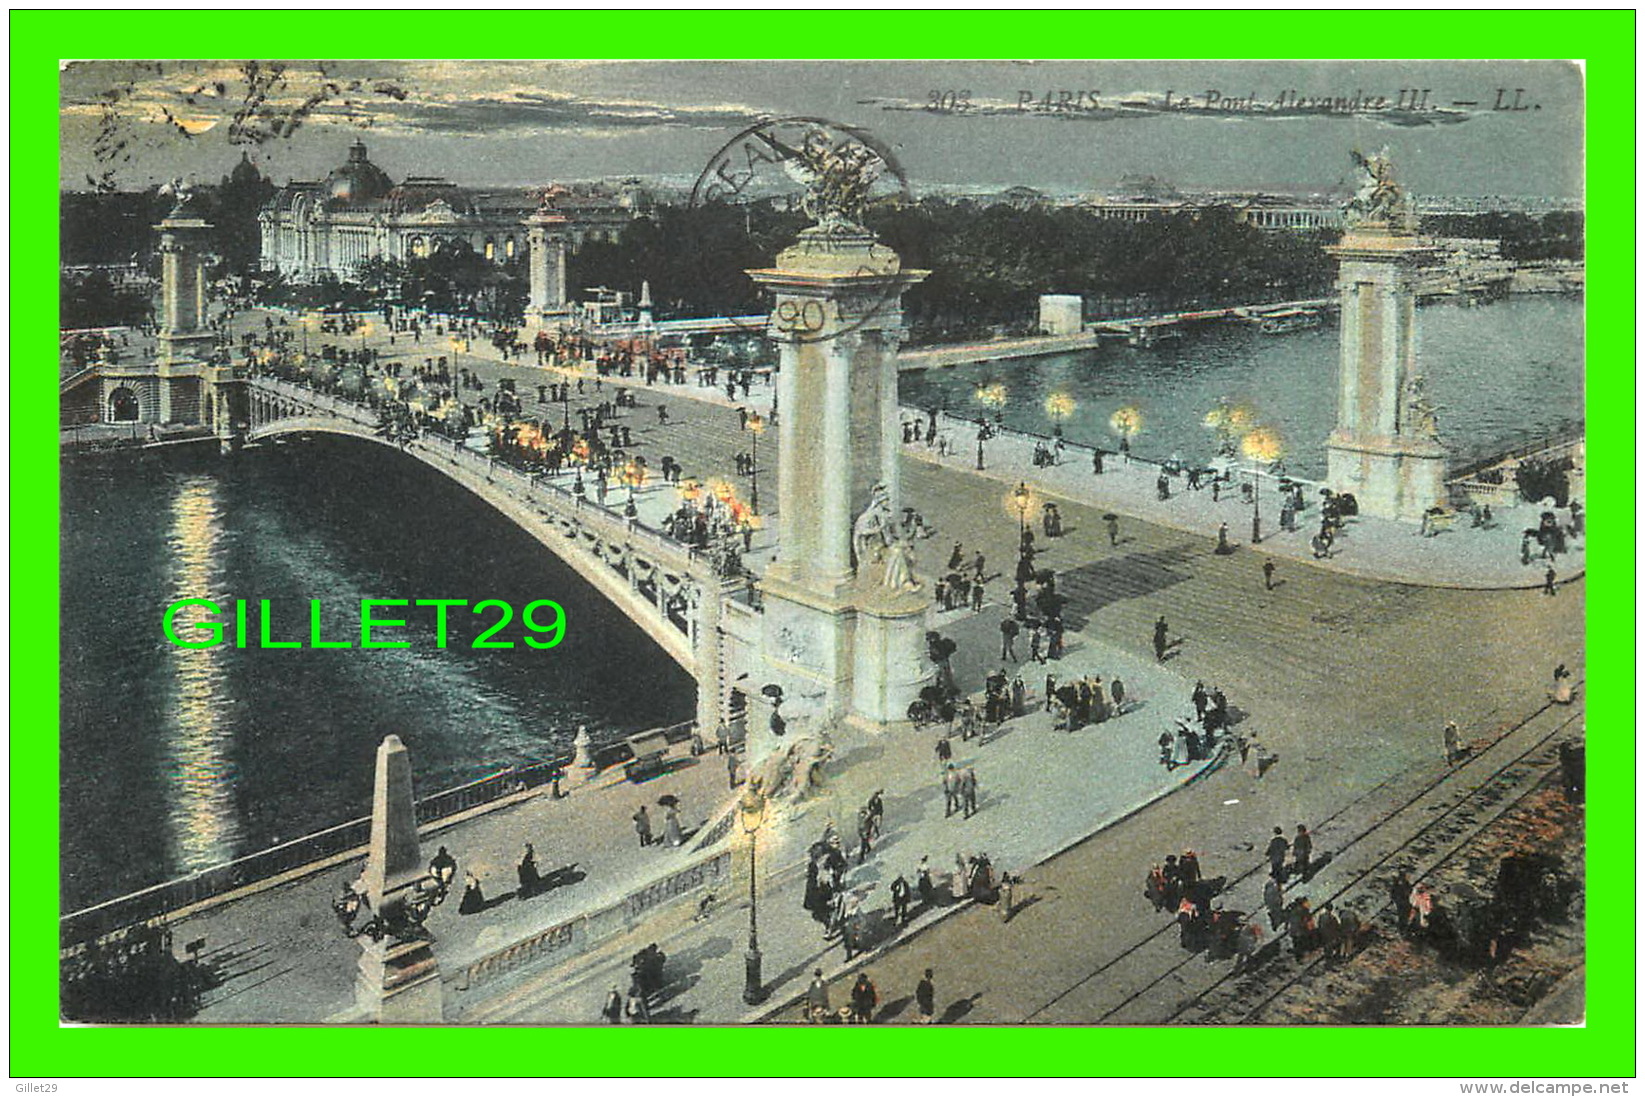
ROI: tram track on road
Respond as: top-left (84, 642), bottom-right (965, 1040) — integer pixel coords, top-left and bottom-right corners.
top-left (1163, 703), bottom-right (1581, 1025)
top-left (1019, 685), bottom-right (1582, 1024)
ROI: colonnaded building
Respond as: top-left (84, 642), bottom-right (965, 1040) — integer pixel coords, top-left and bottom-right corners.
top-left (258, 141), bottom-right (649, 282)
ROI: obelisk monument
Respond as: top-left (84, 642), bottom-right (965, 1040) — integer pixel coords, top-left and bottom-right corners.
top-left (1324, 149), bottom-right (1449, 521)
top-left (355, 735), bottom-right (442, 1023)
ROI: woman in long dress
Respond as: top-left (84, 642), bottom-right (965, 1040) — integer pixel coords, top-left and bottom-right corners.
top-left (664, 805), bottom-right (684, 847)
top-left (1171, 723), bottom-right (1193, 767)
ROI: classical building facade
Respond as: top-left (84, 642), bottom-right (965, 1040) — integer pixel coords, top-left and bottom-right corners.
top-left (258, 141), bottom-right (646, 282)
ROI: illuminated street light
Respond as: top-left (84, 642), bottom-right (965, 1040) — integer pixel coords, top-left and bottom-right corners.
top-left (1013, 481), bottom-right (1032, 538)
top-left (1241, 426), bottom-right (1283, 545)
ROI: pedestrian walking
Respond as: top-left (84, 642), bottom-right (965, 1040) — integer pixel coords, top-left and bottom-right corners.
top-left (1292, 824), bottom-right (1313, 880)
top-left (1000, 617), bottom-right (1020, 660)
top-left (890, 874), bottom-right (912, 926)
top-left (936, 735), bottom-right (953, 765)
top-left (1266, 826), bottom-right (1289, 880)
top-left (850, 972), bottom-right (878, 1024)
top-left (806, 969), bottom-right (830, 1024)
top-left (1443, 720), bottom-right (1463, 765)
top-left (725, 751), bottom-right (739, 789)
top-left (917, 856), bottom-right (935, 906)
top-left (1262, 559), bottom-right (1275, 590)
top-left (633, 805), bottom-right (653, 847)
top-left (943, 763), bottom-right (960, 818)
top-left (1153, 616), bottom-right (1169, 662)
top-left (1390, 871), bottom-right (1415, 932)
top-left (1110, 677), bottom-right (1126, 715)
top-left (961, 766), bottom-right (980, 818)
top-left (1543, 566), bottom-right (1557, 595)
top-left (1263, 873), bottom-right (1286, 929)
top-left (1104, 513), bottom-right (1119, 546)
top-left (602, 985), bottom-right (624, 1024)
top-left (1093, 449), bottom-right (1105, 476)
top-left (916, 969), bottom-right (936, 1024)
top-left (1233, 921), bottom-right (1263, 973)
top-left (971, 579), bottom-right (986, 613)
top-left (664, 803), bottom-right (684, 847)
top-left (1192, 680), bottom-right (1208, 721)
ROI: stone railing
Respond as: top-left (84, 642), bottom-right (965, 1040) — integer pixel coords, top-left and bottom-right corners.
top-left (449, 849), bottom-right (733, 993)
top-left (60, 759), bottom-right (568, 951)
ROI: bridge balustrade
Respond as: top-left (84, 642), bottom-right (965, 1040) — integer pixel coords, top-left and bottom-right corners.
top-left (244, 377), bottom-right (721, 654)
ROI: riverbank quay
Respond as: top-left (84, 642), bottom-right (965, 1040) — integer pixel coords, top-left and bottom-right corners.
top-left (910, 414), bottom-right (1584, 591)
top-left (263, 303), bottom-right (1577, 592)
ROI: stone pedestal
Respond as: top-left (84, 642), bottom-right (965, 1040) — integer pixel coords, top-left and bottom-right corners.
top-left (1323, 225), bottom-right (1448, 521)
top-left (356, 936), bottom-right (442, 1024)
top-left (745, 226), bottom-right (930, 761)
top-left (356, 735), bottom-right (441, 1024)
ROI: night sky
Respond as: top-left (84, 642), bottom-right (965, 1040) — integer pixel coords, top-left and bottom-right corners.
top-left (60, 59), bottom-right (1583, 199)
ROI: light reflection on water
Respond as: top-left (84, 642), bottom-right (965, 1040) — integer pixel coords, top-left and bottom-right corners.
top-left (163, 474), bottom-right (244, 871)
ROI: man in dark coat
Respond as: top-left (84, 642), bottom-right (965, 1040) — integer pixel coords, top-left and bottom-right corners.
top-left (890, 875), bottom-right (912, 926)
top-left (1153, 616), bottom-right (1169, 662)
top-left (1292, 824), bottom-right (1313, 880)
top-left (633, 805), bottom-right (653, 847)
top-left (850, 973), bottom-right (878, 1024)
top-left (999, 617), bottom-right (1020, 660)
top-left (916, 969), bottom-right (936, 1024)
top-left (1266, 826), bottom-right (1289, 880)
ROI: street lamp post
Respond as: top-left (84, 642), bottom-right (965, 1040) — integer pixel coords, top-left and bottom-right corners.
top-left (1013, 481), bottom-right (1031, 539)
top-left (1251, 467), bottom-right (1263, 545)
top-left (746, 411), bottom-right (765, 514)
top-left (739, 783), bottom-right (768, 1005)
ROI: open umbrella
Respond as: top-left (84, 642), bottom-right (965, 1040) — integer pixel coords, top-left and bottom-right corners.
top-left (656, 794), bottom-right (680, 809)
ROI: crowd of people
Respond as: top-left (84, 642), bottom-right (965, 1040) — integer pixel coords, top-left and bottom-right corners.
top-left (60, 923), bottom-right (205, 1022)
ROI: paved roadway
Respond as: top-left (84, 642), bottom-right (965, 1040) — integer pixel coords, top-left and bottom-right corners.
top-left (208, 308), bottom-right (1583, 1023)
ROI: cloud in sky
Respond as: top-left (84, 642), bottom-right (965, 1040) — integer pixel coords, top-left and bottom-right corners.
top-left (59, 59), bottom-right (1583, 197)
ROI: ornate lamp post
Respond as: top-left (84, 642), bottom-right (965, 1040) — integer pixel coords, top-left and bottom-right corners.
top-left (739, 781), bottom-right (769, 1005)
top-left (1110, 405), bottom-right (1142, 462)
top-left (1013, 481), bottom-right (1032, 538)
top-left (746, 410), bottom-right (765, 514)
top-left (1045, 392), bottom-right (1075, 439)
top-left (1241, 426), bottom-right (1282, 546)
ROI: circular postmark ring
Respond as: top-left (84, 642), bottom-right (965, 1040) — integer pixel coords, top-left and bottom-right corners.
top-left (690, 116), bottom-right (913, 345)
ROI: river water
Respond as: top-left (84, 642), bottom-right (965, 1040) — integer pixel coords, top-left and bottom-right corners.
top-left (899, 295), bottom-right (1585, 479)
top-left (61, 294), bottom-right (1581, 911)
top-left (60, 437), bottom-right (695, 911)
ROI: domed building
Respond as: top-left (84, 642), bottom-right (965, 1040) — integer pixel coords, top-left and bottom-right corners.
top-left (259, 141), bottom-right (646, 282)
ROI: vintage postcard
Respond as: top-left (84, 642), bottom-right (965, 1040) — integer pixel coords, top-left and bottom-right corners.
top-left (57, 58), bottom-right (1587, 1031)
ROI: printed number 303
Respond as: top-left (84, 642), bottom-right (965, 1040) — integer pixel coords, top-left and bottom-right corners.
top-left (928, 90), bottom-right (971, 112)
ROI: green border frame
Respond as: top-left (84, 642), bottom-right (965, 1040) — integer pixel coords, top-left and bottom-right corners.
top-left (12, 14), bottom-right (1635, 1078)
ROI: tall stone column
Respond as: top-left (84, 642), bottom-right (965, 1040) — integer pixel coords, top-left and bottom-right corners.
top-left (525, 207), bottom-right (570, 325)
top-left (745, 228), bottom-right (929, 754)
top-left (1324, 151), bottom-right (1449, 522)
top-left (155, 207), bottom-right (217, 425)
top-left (356, 735), bottom-right (442, 1023)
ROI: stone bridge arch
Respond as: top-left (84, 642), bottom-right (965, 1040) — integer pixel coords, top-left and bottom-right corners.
top-left (239, 385), bottom-right (748, 705)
